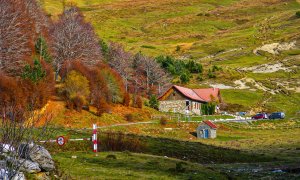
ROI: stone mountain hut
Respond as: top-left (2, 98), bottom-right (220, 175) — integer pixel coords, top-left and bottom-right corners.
top-left (158, 85), bottom-right (221, 115)
top-left (196, 120), bottom-right (217, 139)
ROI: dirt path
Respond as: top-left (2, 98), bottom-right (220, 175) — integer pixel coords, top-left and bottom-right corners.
top-left (93, 121), bottom-right (158, 129)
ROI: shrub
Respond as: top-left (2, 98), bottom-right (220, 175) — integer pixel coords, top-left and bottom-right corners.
top-left (62, 70), bottom-right (90, 110)
top-left (197, 74), bottom-right (203, 81)
top-left (106, 154), bottom-right (117, 159)
top-left (136, 96), bottom-right (143, 108)
top-left (160, 117), bottom-right (168, 126)
top-left (186, 60), bottom-right (203, 73)
top-left (296, 11), bottom-right (300, 18)
top-left (201, 102), bottom-right (216, 115)
top-left (125, 114), bottom-right (134, 122)
top-left (96, 97), bottom-right (111, 116)
top-left (180, 73), bottom-right (190, 84)
top-left (123, 93), bottom-right (130, 106)
top-left (175, 162), bottom-right (186, 173)
top-left (212, 65), bottom-right (222, 72)
top-left (73, 96), bottom-right (84, 112)
top-left (207, 69), bottom-right (216, 78)
top-left (149, 95), bottom-right (159, 110)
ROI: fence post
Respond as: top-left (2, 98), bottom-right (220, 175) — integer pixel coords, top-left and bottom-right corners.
top-left (93, 124), bottom-right (98, 155)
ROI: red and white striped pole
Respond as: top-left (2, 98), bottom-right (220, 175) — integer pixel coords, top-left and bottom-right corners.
top-left (92, 124), bottom-right (98, 154)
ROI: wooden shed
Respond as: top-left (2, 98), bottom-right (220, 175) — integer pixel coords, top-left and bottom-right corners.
top-left (196, 120), bottom-right (217, 139)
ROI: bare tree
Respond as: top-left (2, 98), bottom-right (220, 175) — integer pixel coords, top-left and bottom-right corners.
top-left (0, 0), bottom-right (34, 76)
top-left (135, 53), bottom-right (171, 96)
top-left (24, 0), bottom-right (51, 38)
top-left (108, 43), bottom-right (133, 92)
top-left (0, 0), bottom-right (51, 76)
top-left (50, 7), bottom-right (102, 79)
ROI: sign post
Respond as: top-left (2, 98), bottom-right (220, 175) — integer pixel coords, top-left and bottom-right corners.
top-left (56, 136), bottom-right (66, 146)
top-left (92, 124), bottom-right (98, 155)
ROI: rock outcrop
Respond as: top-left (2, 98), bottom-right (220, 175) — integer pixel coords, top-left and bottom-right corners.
top-left (19, 159), bottom-right (41, 173)
top-left (29, 145), bottom-right (55, 172)
top-left (254, 41), bottom-right (297, 55)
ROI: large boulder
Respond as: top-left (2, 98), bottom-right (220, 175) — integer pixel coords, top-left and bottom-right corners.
top-left (12, 172), bottom-right (26, 180)
top-left (0, 169), bottom-right (8, 179)
top-left (29, 145), bottom-right (55, 172)
top-left (19, 159), bottom-right (41, 173)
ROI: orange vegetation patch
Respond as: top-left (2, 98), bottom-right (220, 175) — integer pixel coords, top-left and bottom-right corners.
top-left (39, 98), bottom-right (156, 128)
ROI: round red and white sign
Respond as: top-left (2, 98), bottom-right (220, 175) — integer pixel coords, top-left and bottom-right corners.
top-left (56, 136), bottom-right (66, 146)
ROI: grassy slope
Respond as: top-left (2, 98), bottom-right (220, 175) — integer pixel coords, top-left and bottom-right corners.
top-left (43, 0), bottom-right (300, 59)
top-left (52, 151), bottom-right (227, 179)
top-left (92, 120), bottom-right (300, 159)
top-left (42, 0), bottom-right (300, 119)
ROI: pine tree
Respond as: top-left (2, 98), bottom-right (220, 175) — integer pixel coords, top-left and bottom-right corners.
top-left (149, 95), bottom-right (159, 110)
top-left (22, 58), bottom-right (46, 84)
top-left (35, 36), bottom-right (52, 63)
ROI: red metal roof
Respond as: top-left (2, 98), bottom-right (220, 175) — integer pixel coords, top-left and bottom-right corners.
top-left (159, 85), bottom-right (220, 103)
top-left (203, 120), bottom-right (217, 129)
top-left (173, 85), bottom-right (206, 102)
top-left (193, 88), bottom-right (220, 102)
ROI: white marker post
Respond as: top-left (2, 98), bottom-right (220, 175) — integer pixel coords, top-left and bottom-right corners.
top-left (92, 124), bottom-right (98, 155)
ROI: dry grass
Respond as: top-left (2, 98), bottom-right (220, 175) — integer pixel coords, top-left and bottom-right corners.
top-left (43, 98), bottom-right (157, 128)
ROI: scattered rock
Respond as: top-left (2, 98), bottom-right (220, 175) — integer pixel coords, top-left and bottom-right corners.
top-left (19, 159), bottom-right (41, 173)
top-left (12, 172), bottom-right (25, 180)
top-left (254, 41), bottom-right (297, 55)
top-left (0, 169), bottom-right (8, 179)
top-left (240, 62), bottom-right (291, 73)
top-left (210, 84), bottom-right (234, 89)
top-left (29, 145), bottom-right (55, 172)
top-left (1, 144), bottom-right (15, 153)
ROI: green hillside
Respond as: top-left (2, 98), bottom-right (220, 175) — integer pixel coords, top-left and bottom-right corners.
top-left (43, 0), bottom-right (300, 57)
top-left (42, 0), bottom-right (300, 118)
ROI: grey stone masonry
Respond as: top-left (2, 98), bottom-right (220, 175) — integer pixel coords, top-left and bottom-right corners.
top-left (159, 100), bottom-right (186, 114)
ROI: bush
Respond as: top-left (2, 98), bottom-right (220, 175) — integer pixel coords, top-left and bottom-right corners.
top-left (175, 162), bottom-right (187, 173)
top-left (201, 102), bottom-right (216, 115)
top-left (160, 117), bottom-right (168, 126)
top-left (123, 93), bottom-right (130, 106)
top-left (124, 114), bottom-right (134, 122)
top-left (62, 70), bottom-right (90, 111)
top-left (136, 96), bottom-right (143, 108)
top-left (73, 96), bottom-right (84, 112)
top-left (197, 74), bottom-right (203, 81)
top-left (180, 73), bottom-right (190, 84)
top-left (212, 65), bottom-right (222, 72)
top-left (96, 97), bottom-right (111, 116)
top-left (149, 95), bottom-right (159, 110)
top-left (296, 11), bottom-right (300, 18)
top-left (106, 154), bottom-right (117, 159)
top-left (207, 69), bottom-right (216, 79)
